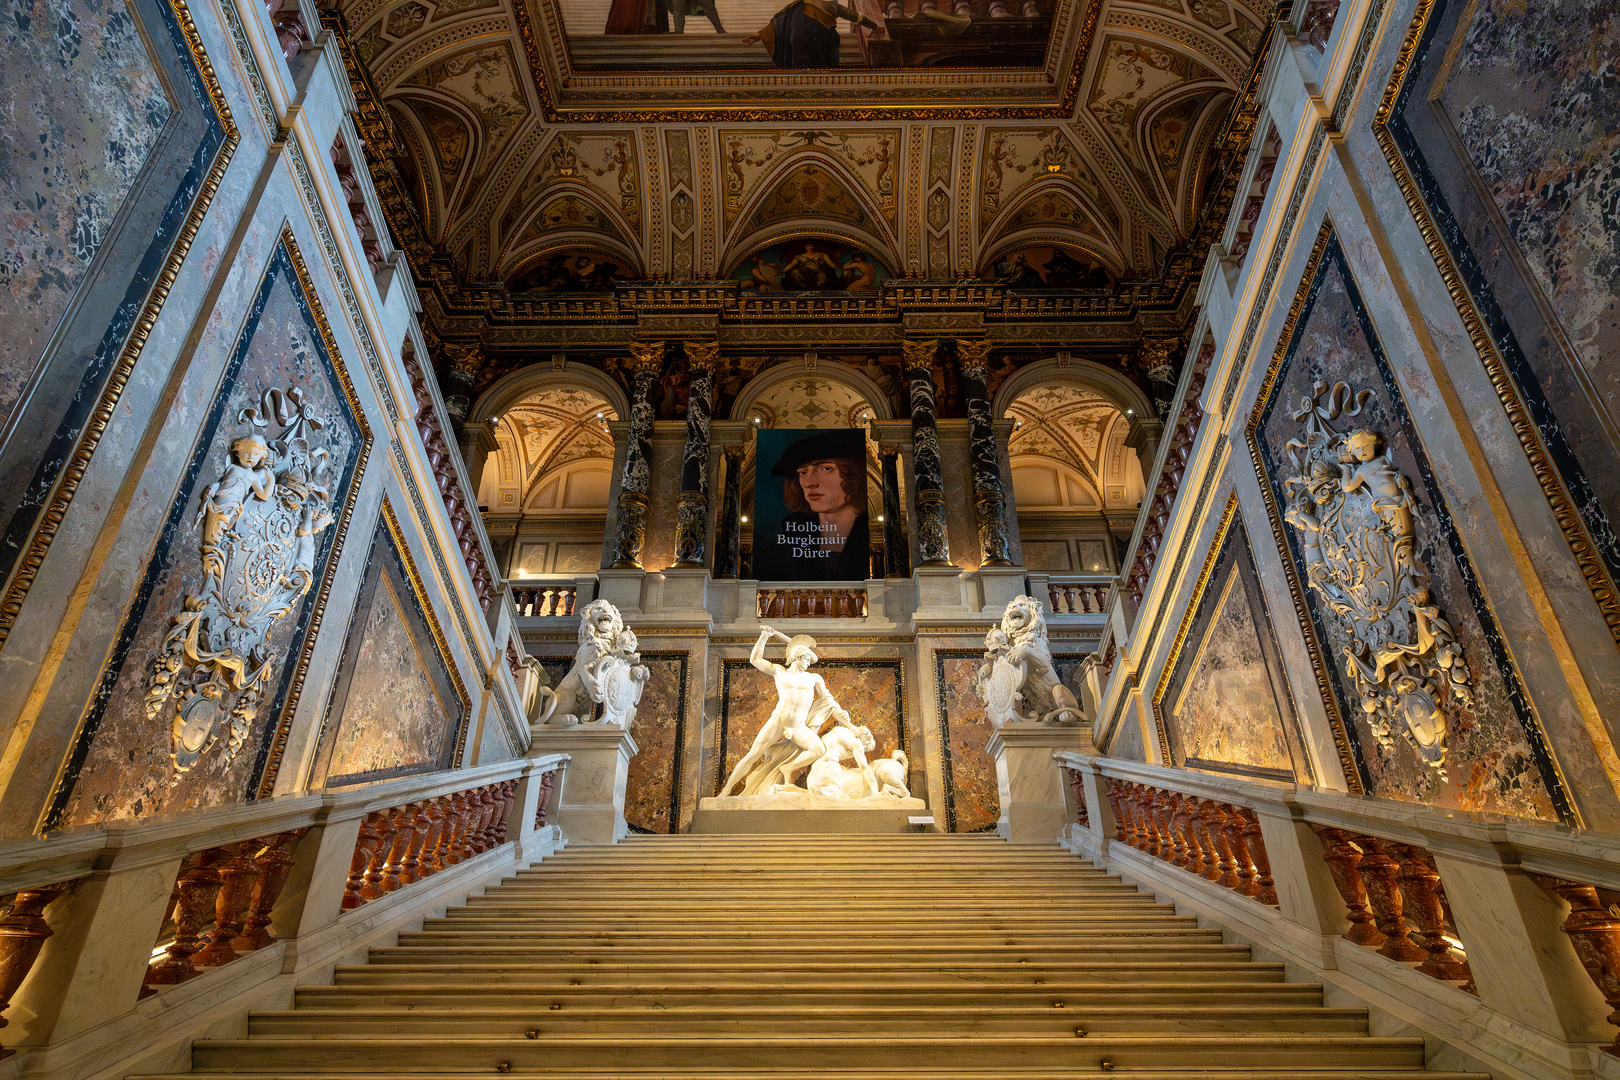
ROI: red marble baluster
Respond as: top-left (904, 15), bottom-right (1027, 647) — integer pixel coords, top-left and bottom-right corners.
top-left (1238, 809), bottom-right (1278, 906)
top-left (1533, 876), bottom-right (1620, 1056)
top-left (397, 804), bottom-right (432, 885)
top-left (1311, 825), bottom-right (1384, 945)
top-left (193, 841), bottom-right (263, 967)
top-left (1206, 803), bottom-right (1240, 888)
top-left (379, 807), bottom-right (416, 893)
top-left (535, 774), bottom-right (554, 829)
top-left (0, 883), bottom-right (68, 1057)
top-left (1222, 811), bottom-right (1261, 898)
top-left (421, 797), bottom-right (451, 874)
top-left (359, 811), bottom-right (398, 903)
top-left (233, 830), bottom-right (305, 951)
top-left (145, 850), bottom-right (226, 987)
top-left (1391, 844), bottom-right (1471, 982)
top-left (1353, 835), bottom-right (1425, 961)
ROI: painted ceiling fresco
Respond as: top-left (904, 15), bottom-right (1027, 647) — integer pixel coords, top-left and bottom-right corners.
top-left (336, 0), bottom-right (1266, 289)
top-left (485, 386), bottom-right (619, 510)
top-left (1005, 384), bottom-right (1139, 507)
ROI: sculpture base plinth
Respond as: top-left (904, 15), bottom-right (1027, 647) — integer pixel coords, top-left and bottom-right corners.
top-left (528, 724), bottom-right (639, 845)
top-left (692, 792), bottom-right (929, 834)
top-left (987, 724), bottom-right (1092, 844)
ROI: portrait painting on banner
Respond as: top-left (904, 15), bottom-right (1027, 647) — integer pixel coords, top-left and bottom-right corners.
top-left (1249, 228), bottom-right (1571, 822)
top-left (45, 239), bottom-right (368, 830)
top-left (752, 428), bottom-right (873, 583)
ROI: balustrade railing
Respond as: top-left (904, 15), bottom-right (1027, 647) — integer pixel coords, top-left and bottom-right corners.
top-left (756, 586), bottom-right (868, 619)
top-left (1104, 778), bottom-right (1277, 906)
top-left (1053, 753), bottom-right (1620, 1070)
top-left (341, 780), bottom-right (517, 911)
top-left (1044, 576), bottom-right (1111, 614)
top-left (511, 581), bottom-right (578, 617)
top-left (0, 756), bottom-right (564, 1062)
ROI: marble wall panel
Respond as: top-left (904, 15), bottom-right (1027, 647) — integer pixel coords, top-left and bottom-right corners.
top-left (1155, 513), bottom-right (1301, 781)
top-left (46, 240), bottom-right (366, 829)
top-left (0, 0), bottom-right (230, 629)
top-left (935, 649), bottom-right (1092, 832)
top-left (624, 652), bottom-right (686, 833)
top-left (1110, 707), bottom-right (1147, 762)
top-left (1386, 0), bottom-right (1620, 607)
top-left (934, 652), bottom-right (997, 833)
top-left (1251, 231), bottom-right (1568, 820)
top-left (716, 659), bottom-right (907, 795)
top-left (310, 516), bottom-right (466, 787)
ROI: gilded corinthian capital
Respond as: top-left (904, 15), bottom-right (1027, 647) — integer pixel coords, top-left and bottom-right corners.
top-left (684, 340), bottom-right (720, 372)
top-left (955, 339), bottom-right (993, 381)
top-left (629, 342), bottom-right (665, 372)
top-left (902, 338), bottom-right (939, 373)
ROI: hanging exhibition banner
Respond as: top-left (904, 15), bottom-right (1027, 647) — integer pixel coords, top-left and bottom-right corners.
top-left (752, 428), bottom-right (871, 582)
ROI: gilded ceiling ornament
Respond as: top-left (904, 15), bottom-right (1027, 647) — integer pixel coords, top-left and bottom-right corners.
top-left (145, 386), bottom-right (337, 776)
top-left (1281, 380), bottom-right (1471, 774)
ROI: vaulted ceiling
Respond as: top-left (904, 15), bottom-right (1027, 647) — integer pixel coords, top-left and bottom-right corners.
top-left (336, 0), bottom-right (1271, 301)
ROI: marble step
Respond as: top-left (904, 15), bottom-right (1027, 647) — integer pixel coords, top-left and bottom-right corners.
top-left (248, 1004), bottom-right (1374, 1037)
top-left (365, 944), bottom-right (1247, 966)
top-left (142, 1072), bottom-right (1494, 1079)
top-left (295, 980), bottom-right (1327, 1010)
top-left (186, 1034), bottom-right (1433, 1072)
top-left (333, 960), bottom-right (1284, 986)
top-left (399, 926), bottom-right (1209, 944)
top-left (465, 889), bottom-right (1153, 902)
top-left (426, 916), bottom-right (1179, 932)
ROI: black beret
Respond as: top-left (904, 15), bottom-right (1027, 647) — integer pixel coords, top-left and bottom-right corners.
top-left (769, 429), bottom-right (866, 478)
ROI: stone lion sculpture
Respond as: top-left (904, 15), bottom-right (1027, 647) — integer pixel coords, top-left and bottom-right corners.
top-left (534, 598), bottom-right (625, 726)
top-left (975, 595), bottom-right (1084, 727)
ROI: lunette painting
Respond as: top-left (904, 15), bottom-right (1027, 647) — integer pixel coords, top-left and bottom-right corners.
top-left (1383, 0), bottom-right (1620, 646)
top-left (46, 241), bottom-right (367, 829)
top-left (1250, 230), bottom-right (1569, 821)
top-left (553, 0), bottom-right (1055, 69)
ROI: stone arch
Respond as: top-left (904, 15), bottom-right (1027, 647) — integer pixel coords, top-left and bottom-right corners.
top-left (471, 361), bottom-right (632, 425)
top-left (728, 359), bottom-right (895, 424)
top-left (977, 178), bottom-right (1128, 274)
top-left (991, 358), bottom-right (1154, 423)
top-left (722, 150), bottom-right (901, 269)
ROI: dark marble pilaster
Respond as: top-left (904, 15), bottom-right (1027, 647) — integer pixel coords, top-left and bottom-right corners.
top-left (609, 342), bottom-right (664, 569)
top-left (440, 341), bottom-right (481, 439)
top-left (673, 342), bottom-right (718, 568)
top-left (715, 444), bottom-right (744, 579)
top-left (879, 444), bottom-right (907, 578)
top-left (957, 339), bottom-right (1012, 566)
top-left (904, 339), bottom-right (952, 567)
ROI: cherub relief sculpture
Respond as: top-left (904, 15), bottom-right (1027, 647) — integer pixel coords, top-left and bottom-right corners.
top-left (579, 627), bottom-right (649, 729)
top-left (145, 387), bottom-right (336, 776)
top-left (974, 596), bottom-right (1084, 727)
top-left (534, 599), bottom-right (625, 726)
top-left (1281, 380), bottom-right (1472, 774)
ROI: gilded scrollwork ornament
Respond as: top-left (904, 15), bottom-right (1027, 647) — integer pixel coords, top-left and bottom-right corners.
top-left (1281, 380), bottom-right (1471, 774)
top-left (145, 387), bottom-right (336, 777)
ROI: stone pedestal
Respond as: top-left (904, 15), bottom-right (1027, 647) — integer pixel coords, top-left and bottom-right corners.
top-left (693, 792), bottom-right (930, 834)
top-left (914, 565), bottom-right (969, 615)
top-left (594, 568), bottom-right (645, 613)
top-left (978, 565), bottom-right (1031, 612)
top-left (528, 725), bottom-right (640, 845)
top-left (987, 725), bottom-right (1092, 843)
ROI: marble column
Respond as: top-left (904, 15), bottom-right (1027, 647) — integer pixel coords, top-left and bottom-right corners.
top-left (957, 339), bottom-right (1013, 566)
top-left (440, 341), bottom-right (481, 438)
top-left (609, 342), bottom-right (664, 570)
top-left (903, 338), bottom-right (952, 568)
top-left (879, 443), bottom-right (907, 578)
top-left (715, 443), bottom-right (744, 579)
top-left (673, 341), bottom-right (718, 569)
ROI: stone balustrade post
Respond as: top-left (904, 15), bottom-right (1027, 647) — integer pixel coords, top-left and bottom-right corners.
top-left (903, 339), bottom-right (951, 568)
top-left (609, 342), bottom-right (664, 570)
top-left (673, 341), bottom-right (718, 569)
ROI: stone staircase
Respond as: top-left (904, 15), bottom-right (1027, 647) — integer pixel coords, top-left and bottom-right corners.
top-left (145, 835), bottom-right (1491, 1078)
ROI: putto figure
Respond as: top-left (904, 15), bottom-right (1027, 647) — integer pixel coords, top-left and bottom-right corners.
top-left (145, 386), bottom-right (335, 776)
top-left (1282, 380), bottom-right (1471, 774)
top-left (719, 627), bottom-right (858, 796)
top-left (974, 596), bottom-right (1084, 727)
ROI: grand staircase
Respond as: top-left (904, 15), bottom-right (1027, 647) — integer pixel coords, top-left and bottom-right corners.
top-left (149, 835), bottom-right (1491, 1078)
